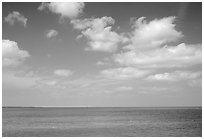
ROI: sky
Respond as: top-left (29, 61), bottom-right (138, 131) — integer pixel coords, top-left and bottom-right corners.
top-left (2, 2), bottom-right (202, 107)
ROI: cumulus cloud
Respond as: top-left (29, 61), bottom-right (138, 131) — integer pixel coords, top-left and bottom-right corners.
top-left (71, 17), bottom-right (115, 30)
top-left (146, 70), bottom-right (201, 81)
top-left (54, 69), bottom-right (73, 77)
top-left (129, 16), bottom-right (183, 50)
top-left (3, 40), bottom-right (30, 67)
top-left (114, 43), bottom-right (201, 68)
top-left (71, 16), bottom-right (126, 52)
top-left (100, 67), bottom-right (151, 80)
top-left (46, 29), bottom-right (58, 38)
top-left (38, 2), bottom-right (85, 19)
top-left (5, 11), bottom-right (27, 27)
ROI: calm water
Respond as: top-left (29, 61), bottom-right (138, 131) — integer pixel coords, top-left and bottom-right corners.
top-left (2, 107), bottom-right (202, 137)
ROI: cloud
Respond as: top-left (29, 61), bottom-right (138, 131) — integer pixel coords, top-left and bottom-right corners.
top-left (71, 16), bottom-right (126, 52)
top-left (46, 29), bottom-right (58, 38)
top-left (114, 43), bottom-right (201, 68)
top-left (129, 16), bottom-right (183, 50)
top-left (139, 86), bottom-right (168, 92)
top-left (70, 16), bottom-right (182, 52)
top-left (71, 17), bottom-right (115, 30)
top-left (146, 70), bottom-right (201, 81)
top-left (96, 61), bottom-right (106, 66)
top-left (115, 86), bottom-right (133, 91)
top-left (54, 69), bottom-right (73, 77)
top-left (3, 40), bottom-right (30, 67)
top-left (38, 2), bottom-right (85, 19)
top-left (101, 86), bottom-right (133, 94)
top-left (100, 67), bottom-right (151, 80)
top-left (37, 79), bottom-right (58, 86)
top-left (5, 11), bottom-right (27, 27)
top-left (137, 86), bottom-right (174, 94)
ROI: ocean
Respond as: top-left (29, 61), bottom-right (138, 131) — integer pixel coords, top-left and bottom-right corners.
top-left (2, 107), bottom-right (202, 137)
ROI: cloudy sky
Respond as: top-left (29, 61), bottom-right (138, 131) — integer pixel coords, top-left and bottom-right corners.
top-left (2, 2), bottom-right (202, 107)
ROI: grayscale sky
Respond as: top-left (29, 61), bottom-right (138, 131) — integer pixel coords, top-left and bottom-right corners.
top-left (2, 2), bottom-right (202, 107)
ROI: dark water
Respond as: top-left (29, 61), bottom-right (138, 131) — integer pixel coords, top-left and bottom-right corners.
top-left (2, 107), bottom-right (202, 137)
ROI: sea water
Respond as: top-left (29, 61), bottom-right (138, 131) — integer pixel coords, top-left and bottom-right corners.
top-left (2, 107), bottom-right (202, 137)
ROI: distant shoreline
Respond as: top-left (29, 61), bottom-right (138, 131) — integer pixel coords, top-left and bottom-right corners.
top-left (2, 106), bottom-right (202, 109)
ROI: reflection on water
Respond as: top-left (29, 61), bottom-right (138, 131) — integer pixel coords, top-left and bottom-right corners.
top-left (2, 107), bottom-right (202, 137)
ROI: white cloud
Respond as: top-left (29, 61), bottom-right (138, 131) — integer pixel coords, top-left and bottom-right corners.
top-left (76, 34), bottom-right (83, 40)
top-left (114, 43), bottom-right (201, 68)
top-left (71, 16), bottom-right (125, 52)
top-left (5, 11), bottom-right (27, 27)
top-left (38, 80), bottom-right (57, 86)
top-left (146, 70), bottom-right (201, 81)
top-left (46, 29), bottom-right (58, 38)
top-left (3, 40), bottom-right (30, 67)
top-left (38, 2), bottom-right (85, 19)
top-left (139, 86), bottom-right (168, 92)
top-left (71, 17), bottom-right (115, 30)
top-left (115, 86), bottom-right (133, 91)
top-left (70, 16), bottom-right (183, 52)
top-left (54, 69), bottom-right (73, 77)
top-left (146, 72), bottom-right (176, 81)
top-left (101, 86), bottom-right (133, 94)
top-left (38, 2), bottom-right (48, 11)
top-left (100, 67), bottom-right (151, 80)
top-left (129, 16), bottom-right (183, 50)
top-left (137, 86), bottom-right (173, 94)
top-left (96, 61), bottom-right (106, 66)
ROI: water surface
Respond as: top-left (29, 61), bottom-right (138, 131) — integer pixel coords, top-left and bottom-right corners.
top-left (2, 107), bottom-right (202, 137)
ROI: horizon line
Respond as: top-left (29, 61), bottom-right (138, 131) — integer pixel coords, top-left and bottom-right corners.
top-left (2, 106), bottom-right (202, 108)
